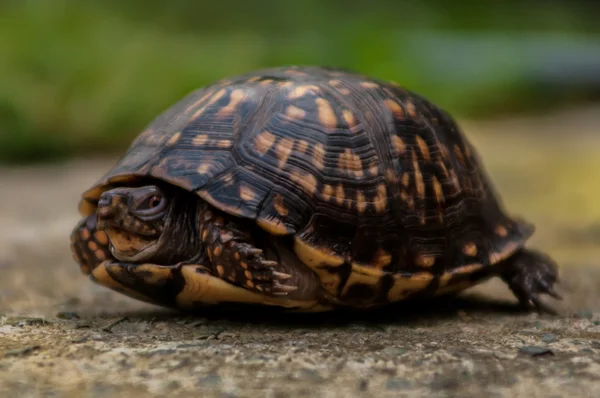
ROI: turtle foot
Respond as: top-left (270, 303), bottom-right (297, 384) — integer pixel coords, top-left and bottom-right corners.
top-left (501, 249), bottom-right (562, 314)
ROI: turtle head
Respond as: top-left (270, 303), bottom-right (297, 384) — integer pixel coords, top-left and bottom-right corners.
top-left (96, 184), bottom-right (200, 264)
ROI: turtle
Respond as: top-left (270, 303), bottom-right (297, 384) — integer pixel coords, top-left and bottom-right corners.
top-left (70, 65), bottom-right (561, 313)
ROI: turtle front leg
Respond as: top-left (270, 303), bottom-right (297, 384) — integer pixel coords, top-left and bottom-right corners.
top-left (199, 205), bottom-right (298, 296)
top-left (71, 215), bottom-right (161, 305)
top-left (71, 213), bottom-right (321, 310)
top-left (500, 249), bottom-right (562, 314)
top-left (69, 214), bottom-right (251, 308)
top-left (70, 215), bottom-right (113, 275)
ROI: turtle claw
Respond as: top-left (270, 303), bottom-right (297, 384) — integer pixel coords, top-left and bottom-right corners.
top-left (271, 281), bottom-right (299, 295)
top-left (227, 242), bottom-right (297, 296)
top-left (272, 271), bottom-right (293, 280)
top-left (243, 247), bottom-right (263, 257)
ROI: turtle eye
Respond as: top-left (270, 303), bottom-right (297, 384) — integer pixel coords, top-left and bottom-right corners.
top-left (147, 196), bottom-right (163, 209)
top-left (137, 195), bottom-right (164, 211)
top-left (132, 192), bottom-right (168, 218)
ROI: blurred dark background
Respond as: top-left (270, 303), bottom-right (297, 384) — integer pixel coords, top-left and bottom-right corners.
top-left (2, 0), bottom-right (600, 163)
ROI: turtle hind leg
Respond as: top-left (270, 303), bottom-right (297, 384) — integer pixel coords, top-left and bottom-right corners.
top-left (199, 205), bottom-right (298, 296)
top-left (71, 215), bottom-right (113, 275)
top-left (500, 249), bottom-right (562, 314)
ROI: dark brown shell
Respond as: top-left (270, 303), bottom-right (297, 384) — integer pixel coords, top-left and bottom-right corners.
top-left (80, 66), bottom-right (533, 282)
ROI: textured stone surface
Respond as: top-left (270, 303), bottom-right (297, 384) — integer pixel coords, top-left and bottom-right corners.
top-left (1, 107), bottom-right (599, 397)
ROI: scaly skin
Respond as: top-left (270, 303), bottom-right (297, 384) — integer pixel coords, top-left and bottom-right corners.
top-left (198, 204), bottom-right (298, 295)
top-left (70, 214), bottom-right (326, 310)
top-left (500, 249), bottom-right (562, 314)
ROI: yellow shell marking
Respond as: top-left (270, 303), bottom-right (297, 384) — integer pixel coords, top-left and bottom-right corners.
top-left (435, 263), bottom-right (484, 296)
top-left (401, 172), bottom-right (410, 187)
top-left (316, 98), bottom-right (337, 129)
top-left (192, 88), bottom-right (226, 119)
top-left (135, 264), bottom-right (173, 285)
top-left (356, 191), bottom-right (367, 213)
top-left (454, 144), bottom-right (466, 165)
top-left (327, 80), bottom-right (350, 95)
top-left (368, 161), bottom-right (379, 176)
top-left (412, 149), bottom-right (425, 199)
top-left (257, 218), bottom-right (290, 236)
top-left (290, 171), bottom-right (318, 195)
top-left (296, 140), bottom-right (309, 153)
top-left (415, 254), bottom-right (435, 268)
top-left (91, 262), bottom-right (154, 303)
top-left (167, 132), bottom-right (181, 146)
top-left (360, 81), bottom-right (379, 89)
top-left (273, 194), bottom-right (289, 216)
top-left (294, 237), bottom-right (344, 269)
top-left (176, 265), bottom-right (319, 309)
top-left (184, 89), bottom-right (215, 115)
top-left (405, 100), bottom-right (418, 119)
top-left (387, 272), bottom-right (434, 302)
top-left (489, 241), bottom-right (521, 264)
top-left (373, 183), bottom-right (387, 213)
top-left (384, 168), bottom-right (397, 184)
top-left (384, 99), bottom-right (405, 119)
top-left (335, 184), bottom-right (345, 206)
top-left (342, 110), bottom-right (356, 127)
top-left (239, 185), bottom-right (256, 202)
top-left (312, 143), bottom-right (326, 170)
top-left (322, 184), bottom-right (333, 202)
top-left (255, 131), bottom-right (276, 154)
top-left (284, 69), bottom-right (307, 76)
top-left (275, 137), bottom-right (294, 167)
top-left (416, 135), bottom-right (430, 161)
top-left (217, 89), bottom-right (245, 118)
top-left (340, 266), bottom-right (381, 297)
top-left (197, 163), bottom-right (211, 175)
top-left (286, 105), bottom-right (306, 120)
top-left (193, 134), bottom-right (209, 146)
top-left (338, 148), bottom-right (363, 177)
top-left (78, 199), bottom-right (97, 217)
top-left (432, 176), bottom-right (445, 222)
top-left (288, 85), bottom-right (321, 99)
top-left (432, 176), bottom-right (444, 204)
top-left (391, 136), bottom-right (405, 156)
top-left (371, 247), bottom-right (392, 268)
top-left (217, 140), bottom-right (233, 149)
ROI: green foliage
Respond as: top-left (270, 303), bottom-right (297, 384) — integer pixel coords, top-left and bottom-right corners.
top-left (0, 0), bottom-right (598, 163)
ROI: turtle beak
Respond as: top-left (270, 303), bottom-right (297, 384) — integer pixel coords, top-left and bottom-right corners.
top-left (96, 191), bottom-right (128, 230)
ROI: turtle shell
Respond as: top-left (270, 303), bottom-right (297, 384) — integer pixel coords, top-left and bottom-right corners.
top-left (80, 66), bottom-right (534, 305)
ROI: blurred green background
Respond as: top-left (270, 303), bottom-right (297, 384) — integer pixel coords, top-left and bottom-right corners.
top-left (1, 0), bottom-right (600, 164)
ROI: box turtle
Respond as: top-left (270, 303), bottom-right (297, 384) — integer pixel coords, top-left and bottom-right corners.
top-left (71, 66), bottom-right (561, 313)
